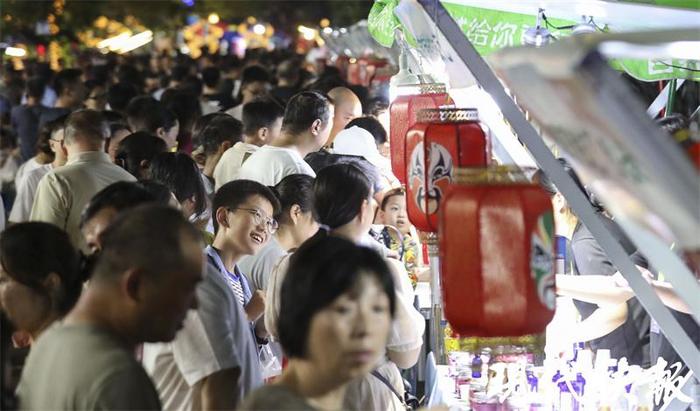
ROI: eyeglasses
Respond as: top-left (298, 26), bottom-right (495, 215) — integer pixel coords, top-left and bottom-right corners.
top-left (230, 207), bottom-right (278, 234)
top-left (87, 92), bottom-right (107, 101)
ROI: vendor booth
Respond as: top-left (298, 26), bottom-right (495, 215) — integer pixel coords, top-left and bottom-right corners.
top-left (329, 0), bottom-right (700, 409)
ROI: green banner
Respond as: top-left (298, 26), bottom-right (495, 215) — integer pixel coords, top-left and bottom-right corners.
top-left (630, 0), bottom-right (700, 10)
top-left (442, 3), bottom-right (700, 81)
top-left (367, 0), bottom-right (416, 48)
top-left (610, 58), bottom-right (700, 82)
top-left (442, 3), bottom-right (574, 56)
top-left (367, 0), bottom-right (699, 81)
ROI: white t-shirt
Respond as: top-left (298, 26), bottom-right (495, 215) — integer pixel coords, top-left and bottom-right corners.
top-left (236, 145), bottom-right (315, 187)
top-left (265, 248), bottom-right (424, 349)
top-left (213, 142), bottom-right (259, 191)
top-left (225, 104), bottom-right (243, 121)
top-left (142, 263), bottom-right (262, 410)
top-left (238, 237), bottom-right (286, 292)
top-left (15, 157), bottom-right (43, 190)
top-left (9, 163), bottom-right (52, 223)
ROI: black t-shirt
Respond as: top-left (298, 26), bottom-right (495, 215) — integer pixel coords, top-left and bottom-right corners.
top-left (647, 258), bottom-right (700, 378)
top-left (10, 105), bottom-right (47, 161)
top-left (270, 86), bottom-right (298, 106)
top-left (570, 216), bottom-right (650, 366)
top-left (38, 107), bottom-right (71, 129)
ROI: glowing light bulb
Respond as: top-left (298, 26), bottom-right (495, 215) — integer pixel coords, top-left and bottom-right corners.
top-left (253, 23), bottom-right (265, 35)
top-left (208, 13), bottom-right (220, 25)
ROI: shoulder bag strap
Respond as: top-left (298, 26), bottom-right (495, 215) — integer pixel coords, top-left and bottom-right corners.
top-left (370, 370), bottom-right (407, 407)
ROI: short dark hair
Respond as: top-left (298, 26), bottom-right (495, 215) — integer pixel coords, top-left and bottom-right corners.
top-left (0, 222), bottom-right (83, 316)
top-left (282, 91), bottom-right (333, 136)
top-left (115, 132), bottom-right (167, 179)
top-left (313, 163), bottom-right (372, 229)
top-left (366, 97), bottom-right (388, 117)
top-left (26, 76), bottom-right (46, 100)
top-left (115, 64), bottom-right (143, 91)
top-left (212, 180), bottom-right (281, 233)
top-left (272, 174), bottom-right (316, 223)
top-left (180, 75), bottom-right (203, 97)
top-left (380, 187), bottom-right (405, 211)
top-left (241, 65), bottom-right (270, 86)
top-left (278, 236), bottom-right (396, 359)
top-left (36, 114), bottom-right (67, 156)
top-left (80, 181), bottom-right (157, 228)
top-left (64, 109), bottom-right (109, 145)
top-left (101, 109), bottom-right (127, 126)
top-left (276, 59), bottom-right (300, 83)
top-left (193, 113), bottom-right (243, 156)
top-left (161, 89), bottom-right (202, 136)
top-left (346, 116), bottom-right (387, 146)
top-left (53, 69), bottom-right (82, 96)
top-left (138, 180), bottom-right (176, 205)
top-left (126, 96), bottom-right (177, 134)
top-left (107, 82), bottom-right (139, 113)
top-left (533, 158), bottom-right (604, 212)
top-left (201, 67), bottom-right (221, 88)
top-left (171, 65), bottom-right (190, 83)
top-left (242, 99), bottom-right (284, 136)
top-left (91, 205), bottom-right (201, 283)
top-left (151, 152), bottom-right (208, 216)
top-left (102, 110), bottom-right (131, 139)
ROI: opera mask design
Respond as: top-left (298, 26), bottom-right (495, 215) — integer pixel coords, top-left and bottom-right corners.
top-left (409, 141), bottom-right (453, 215)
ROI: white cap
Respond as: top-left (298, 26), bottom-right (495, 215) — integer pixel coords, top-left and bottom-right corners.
top-left (333, 126), bottom-right (387, 170)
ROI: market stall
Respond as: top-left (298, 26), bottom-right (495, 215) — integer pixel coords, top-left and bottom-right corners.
top-left (358, 0), bottom-right (700, 409)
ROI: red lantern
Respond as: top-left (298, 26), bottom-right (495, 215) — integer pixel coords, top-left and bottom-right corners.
top-left (439, 169), bottom-right (555, 337)
top-left (389, 83), bottom-right (453, 185)
top-left (405, 108), bottom-right (491, 232)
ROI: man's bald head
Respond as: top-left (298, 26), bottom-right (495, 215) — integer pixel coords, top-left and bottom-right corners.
top-left (327, 87), bottom-right (362, 146)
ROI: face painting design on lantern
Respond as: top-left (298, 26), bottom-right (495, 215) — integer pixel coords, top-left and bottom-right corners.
top-left (409, 141), bottom-right (454, 215)
top-left (530, 212), bottom-right (556, 310)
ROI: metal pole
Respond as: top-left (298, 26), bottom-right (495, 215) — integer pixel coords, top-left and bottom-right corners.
top-left (666, 79), bottom-right (678, 117)
top-left (416, 0), bottom-right (700, 377)
top-left (647, 79), bottom-right (684, 118)
top-left (427, 233), bottom-right (445, 364)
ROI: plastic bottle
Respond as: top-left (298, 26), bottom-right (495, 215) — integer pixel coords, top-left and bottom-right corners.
top-left (472, 353), bottom-right (483, 379)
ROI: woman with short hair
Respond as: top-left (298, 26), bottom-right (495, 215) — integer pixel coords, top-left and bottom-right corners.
top-left (241, 236), bottom-right (396, 410)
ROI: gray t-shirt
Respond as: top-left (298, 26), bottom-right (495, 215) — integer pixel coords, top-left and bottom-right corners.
top-left (239, 385), bottom-right (316, 411)
top-left (143, 262), bottom-right (262, 410)
top-left (238, 237), bottom-right (286, 292)
top-left (18, 323), bottom-right (161, 410)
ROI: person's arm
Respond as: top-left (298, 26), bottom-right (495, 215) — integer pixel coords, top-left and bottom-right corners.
top-left (567, 303), bottom-right (628, 344)
top-left (94, 368), bottom-right (162, 410)
top-left (556, 274), bottom-right (634, 306)
top-left (198, 367), bottom-right (241, 411)
top-left (245, 289), bottom-right (265, 322)
top-left (388, 347), bottom-right (422, 369)
top-left (385, 259), bottom-right (425, 369)
top-left (29, 173), bottom-right (69, 229)
top-left (172, 267), bottom-right (246, 409)
top-left (651, 281), bottom-right (692, 314)
top-left (264, 255), bottom-right (290, 339)
top-left (9, 174), bottom-right (34, 223)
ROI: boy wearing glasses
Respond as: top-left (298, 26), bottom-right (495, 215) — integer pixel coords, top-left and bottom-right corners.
top-left (143, 180), bottom-right (281, 410)
top-left (10, 115), bottom-right (68, 223)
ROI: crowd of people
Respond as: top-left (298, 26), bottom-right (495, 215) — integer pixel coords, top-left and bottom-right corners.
top-left (0, 48), bottom-right (428, 411)
top-left (1, 39), bottom-right (696, 411)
